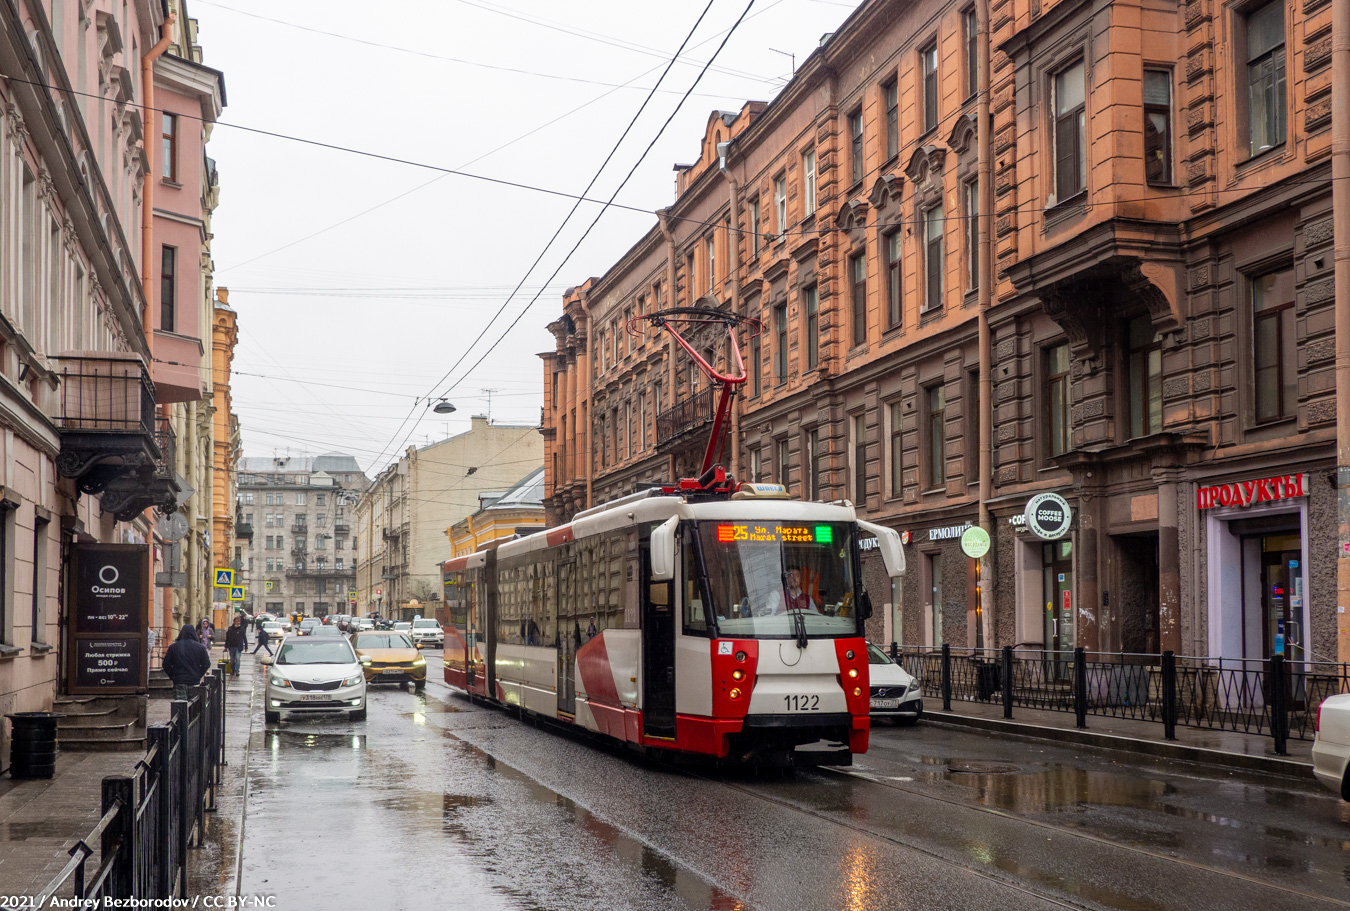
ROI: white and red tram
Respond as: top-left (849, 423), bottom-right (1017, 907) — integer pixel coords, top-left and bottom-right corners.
top-left (440, 482), bottom-right (904, 764)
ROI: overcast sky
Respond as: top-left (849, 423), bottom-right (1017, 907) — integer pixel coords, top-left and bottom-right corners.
top-left (196, 0), bottom-right (855, 476)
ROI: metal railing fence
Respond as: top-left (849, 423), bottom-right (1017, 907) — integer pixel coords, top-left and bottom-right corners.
top-left (6, 670), bottom-right (227, 909)
top-left (899, 645), bottom-right (1349, 755)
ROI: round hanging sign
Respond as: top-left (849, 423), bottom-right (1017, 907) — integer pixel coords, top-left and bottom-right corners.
top-left (1024, 492), bottom-right (1072, 540)
top-left (960, 526), bottom-right (991, 559)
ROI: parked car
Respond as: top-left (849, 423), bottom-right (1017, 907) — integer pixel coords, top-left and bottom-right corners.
top-left (261, 621), bottom-right (287, 641)
top-left (866, 642), bottom-right (923, 724)
top-left (1313, 693), bottom-right (1350, 800)
top-left (298, 618), bottom-right (323, 636)
top-left (409, 618), bottom-right (444, 648)
top-left (352, 631), bottom-right (426, 691)
top-left (264, 637), bottom-right (367, 723)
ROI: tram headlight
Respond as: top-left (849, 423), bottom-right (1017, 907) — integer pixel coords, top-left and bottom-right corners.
top-left (847, 668), bottom-right (859, 679)
top-left (729, 688), bottom-right (743, 700)
top-left (852, 687), bottom-right (862, 697)
top-left (731, 669), bottom-right (745, 681)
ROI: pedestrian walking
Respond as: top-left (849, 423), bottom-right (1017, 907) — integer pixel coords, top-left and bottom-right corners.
top-left (163, 624), bottom-right (212, 701)
top-left (253, 623), bottom-right (273, 656)
top-left (224, 615), bottom-right (247, 677)
top-left (200, 617), bottom-right (214, 651)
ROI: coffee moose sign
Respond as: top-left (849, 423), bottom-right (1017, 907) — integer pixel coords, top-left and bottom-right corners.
top-left (67, 542), bottom-right (149, 694)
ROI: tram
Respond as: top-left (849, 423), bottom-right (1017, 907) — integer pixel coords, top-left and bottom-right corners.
top-left (441, 480), bottom-right (904, 764)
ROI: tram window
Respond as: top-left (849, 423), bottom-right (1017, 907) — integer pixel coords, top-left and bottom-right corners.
top-left (682, 536), bottom-right (707, 634)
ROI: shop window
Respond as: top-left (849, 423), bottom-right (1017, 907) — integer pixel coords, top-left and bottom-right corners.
top-left (1251, 269), bottom-right (1296, 424)
top-left (1244, 0), bottom-right (1286, 157)
top-left (1052, 60), bottom-right (1086, 203)
top-left (1126, 314), bottom-right (1162, 438)
top-left (926, 552), bottom-right (944, 647)
top-left (1046, 343), bottom-right (1072, 457)
top-left (1144, 69), bottom-right (1173, 185)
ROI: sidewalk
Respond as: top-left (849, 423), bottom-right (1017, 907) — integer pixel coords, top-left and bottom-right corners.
top-left (924, 697), bottom-right (1315, 778)
top-left (0, 647), bottom-right (258, 901)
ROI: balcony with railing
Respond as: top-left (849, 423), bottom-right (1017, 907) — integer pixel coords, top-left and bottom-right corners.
top-left (334, 522), bottom-right (351, 536)
top-left (286, 563), bottom-right (349, 578)
top-left (655, 387), bottom-right (714, 450)
top-left (235, 512), bottom-right (254, 540)
top-left (291, 521), bottom-right (309, 534)
top-left (96, 418), bottom-right (182, 521)
top-left (54, 354), bottom-right (159, 493)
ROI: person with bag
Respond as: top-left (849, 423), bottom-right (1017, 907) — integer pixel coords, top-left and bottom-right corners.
top-left (163, 624), bottom-right (212, 700)
top-left (224, 615), bottom-right (247, 677)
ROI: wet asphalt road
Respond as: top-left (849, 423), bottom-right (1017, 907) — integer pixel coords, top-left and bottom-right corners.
top-left (233, 659), bottom-right (1350, 911)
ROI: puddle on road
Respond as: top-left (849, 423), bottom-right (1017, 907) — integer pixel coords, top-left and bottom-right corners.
top-left (0, 819), bottom-right (88, 840)
top-left (946, 766), bottom-right (1171, 813)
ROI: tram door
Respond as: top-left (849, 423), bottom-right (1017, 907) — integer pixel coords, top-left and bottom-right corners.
top-left (641, 541), bottom-right (676, 737)
top-left (557, 560), bottom-right (578, 717)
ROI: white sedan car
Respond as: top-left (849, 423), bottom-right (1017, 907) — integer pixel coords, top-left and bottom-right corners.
top-left (867, 642), bottom-right (923, 724)
top-left (265, 637), bottom-right (367, 724)
top-left (1312, 693), bottom-right (1350, 800)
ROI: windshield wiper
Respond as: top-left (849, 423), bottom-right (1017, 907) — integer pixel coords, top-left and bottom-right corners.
top-left (792, 611), bottom-right (808, 650)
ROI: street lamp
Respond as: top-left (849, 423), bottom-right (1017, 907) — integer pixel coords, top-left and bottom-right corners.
top-left (432, 399), bottom-right (456, 414)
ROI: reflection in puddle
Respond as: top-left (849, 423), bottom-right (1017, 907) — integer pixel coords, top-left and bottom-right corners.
top-left (0, 819), bottom-right (86, 840)
top-left (947, 767), bottom-right (1169, 813)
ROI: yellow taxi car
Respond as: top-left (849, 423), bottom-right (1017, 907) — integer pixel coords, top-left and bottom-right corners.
top-left (351, 630), bottom-right (427, 692)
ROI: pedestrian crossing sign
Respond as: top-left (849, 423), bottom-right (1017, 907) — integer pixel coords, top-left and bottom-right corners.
top-left (265, 581), bottom-right (274, 591)
top-left (229, 586), bottom-right (245, 601)
top-left (214, 568), bottom-right (233, 587)
top-left (347, 590), bottom-right (356, 600)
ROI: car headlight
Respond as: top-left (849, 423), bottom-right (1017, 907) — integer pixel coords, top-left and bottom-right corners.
top-left (269, 676), bottom-right (291, 688)
top-left (360, 656), bottom-right (372, 665)
top-left (342, 674), bottom-right (364, 687)
top-left (412, 656), bottom-right (425, 666)
top-left (907, 679), bottom-right (921, 694)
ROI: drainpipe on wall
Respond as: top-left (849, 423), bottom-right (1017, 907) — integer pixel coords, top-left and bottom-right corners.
top-left (1333, 0), bottom-right (1350, 666)
top-left (718, 143), bottom-right (742, 480)
top-left (976, 0), bottom-right (994, 648)
top-left (141, 12), bottom-right (176, 638)
top-left (658, 209), bottom-right (679, 482)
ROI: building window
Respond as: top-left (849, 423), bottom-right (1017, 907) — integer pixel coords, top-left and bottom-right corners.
top-left (160, 245), bottom-right (176, 333)
top-left (1046, 343), bottom-right (1072, 457)
top-left (1252, 269), bottom-right (1296, 423)
top-left (804, 286), bottom-right (819, 370)
top-left (965, 368), bottom-right (980, 482)
top-left (774, 303), bottom-right (788, 383)
top-left (264, 493), bottom-right (273, 506)
top-left (162, 112), bottom-right (177, 181)
top-left (316, 494), bottom-right (327, 506)
top-left (924, 204), bottom-right (944, 313)
top-left (749, 445), bottom-right (762, 482)
top-left (852, 414), bottom-right (867, 505)
top-left (639, 392), bottom-right (647, 450)
top-left (30, 515), bottom-right (47, 644)
top-left (1126, 314), bottom-right (1162, 438)
top-left (922, 43), bottom-right (939, 133)
top-left (964, 181), bottom-right (979, 292)
top-left (886, 231), bottom-right (902, 329)
top-left (1144, 69), bottom-right (1173, 185)
top-left (1053, 61), bottom-right (1087, 202)
top-left (777, 437), bottom-right (792, 492)
top-left (749, 198), bottom-right (761, 257)
top-left (889, 401), bottom-right (904, 498)
top-left (806, 428), bottom-right (821, 500)
top-left (850, 251), bottom-right (867, 346)
top-left (705, 235), bottom-right (716, 296)
top-left (1245, 0), bottom-right (1286, 157)
top-left (849, 108), bottom-right (864, 185)
top-left (883, 78), bottom-right (899, 161)
top-left (802, 148), bottom-right (817, 216)
top-left (774, 175), bottom-right (787, 237)
top-left (964, 8), bottom-right (979, 99)
top-left (244, 492), bottom-right (253, 505)
top-left (925, 383), bottom-right (946, 489)
top-left (295, 492), bottom-right (307, 506)
top-left (749, 329), bottom-right (762, 397)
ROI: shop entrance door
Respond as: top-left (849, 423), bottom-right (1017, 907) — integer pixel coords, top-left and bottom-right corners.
top-left (1259, 534), bottom-right (1303, 661)
top-left (1042, 540), bottom-right (1074, 675)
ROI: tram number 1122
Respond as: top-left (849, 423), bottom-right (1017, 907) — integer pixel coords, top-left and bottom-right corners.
top-left (784, 694), bottom-right (821, 711)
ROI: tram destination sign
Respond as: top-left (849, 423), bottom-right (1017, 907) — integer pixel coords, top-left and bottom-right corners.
top-left (714, 523), bottom-right (834, 544)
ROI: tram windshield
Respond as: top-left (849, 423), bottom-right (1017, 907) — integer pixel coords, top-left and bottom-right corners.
top-left (695, 521), bottom-right (859, 638)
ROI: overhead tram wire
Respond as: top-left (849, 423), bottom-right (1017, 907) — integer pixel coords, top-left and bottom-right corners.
top-left (362, 0), bottom-right (728, 473)
top-left (430, 0), bottom-right (762, 413)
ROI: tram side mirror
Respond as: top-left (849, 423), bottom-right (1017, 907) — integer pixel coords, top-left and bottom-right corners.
top-left (858, 590), bottom-right (874, 621)
top-left (650, 516), bottom-right (679, 582)
top-left (858, 520), bottom-right (906, 578)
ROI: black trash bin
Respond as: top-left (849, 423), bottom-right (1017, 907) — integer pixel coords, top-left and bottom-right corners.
top-left (6, 712), bottom-right (63, 780)
top-left (976, 662), bottom-right (1001, 702)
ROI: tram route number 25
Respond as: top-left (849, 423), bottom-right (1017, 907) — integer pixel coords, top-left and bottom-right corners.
top-left (784, 694), bottom-right (820, 711)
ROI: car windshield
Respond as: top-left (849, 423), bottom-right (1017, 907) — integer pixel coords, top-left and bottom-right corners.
top-left (312, 627), bottom-right (341, 636)
top-left (866, 643), bottom-right (893, 665)
top-left (694, 521), bottom-right (859, 638)
top-left (412, 620), bottom-right (438, 628)
top-left (357, 634), bottom-right (414, 649)
top-left (276, 641), bottom-right (356, 665)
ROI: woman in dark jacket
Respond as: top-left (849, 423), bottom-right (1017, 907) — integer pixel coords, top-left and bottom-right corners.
top-left (163, 624), bottom-right (212, 700)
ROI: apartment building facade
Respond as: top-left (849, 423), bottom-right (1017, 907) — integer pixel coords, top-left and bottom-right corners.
top-left (236, 455), bottom-right (368, 618)
top-left (543, 0), bottom-right (1345, 667)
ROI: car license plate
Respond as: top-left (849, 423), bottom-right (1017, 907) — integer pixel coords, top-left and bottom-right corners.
top-left (870, 698), bottom-right (900, 709)
top-left (301, 694), bottom-right (329, 702)
top-left (381, 668), bottom-right (402, 675)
